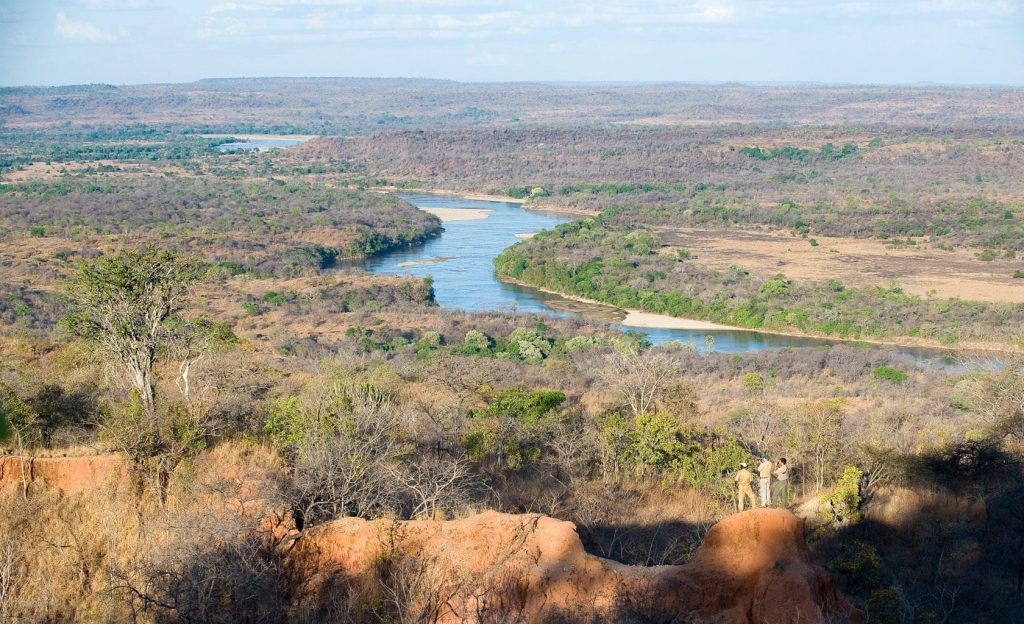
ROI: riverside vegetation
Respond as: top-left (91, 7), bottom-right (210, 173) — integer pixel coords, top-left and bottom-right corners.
top-left (1, 79), bottom-right (1023, 622)
top-left (494, 212), bottom-right (1024, 346)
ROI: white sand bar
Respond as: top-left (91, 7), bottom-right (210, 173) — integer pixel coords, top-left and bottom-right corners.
top-left (514, 232), bottom-right (537, 239)
top-left (421, 207), bottom-right (493, 221)
top-left (621, 311), bottom-right (740, 331)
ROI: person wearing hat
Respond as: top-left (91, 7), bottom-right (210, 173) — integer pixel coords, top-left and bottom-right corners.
top-left (734, 462), bottom-right (757, 512)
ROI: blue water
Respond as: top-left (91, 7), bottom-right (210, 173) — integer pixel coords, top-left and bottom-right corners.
top-left (217, 138), bottom-right (308, 151)
top-left (364, 194), bottom-right (988, 368)
top-left (364, 194), bottom-right (572, 315)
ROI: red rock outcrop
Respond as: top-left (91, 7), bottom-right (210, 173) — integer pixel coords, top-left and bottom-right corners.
top-left (284, 508), bottom-right (864, 624)
top-left (0, 454), bottom-right (127, 494)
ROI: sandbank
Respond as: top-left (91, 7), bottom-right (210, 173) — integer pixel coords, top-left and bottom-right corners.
top-left (421, 207), bottom-right (493, 222)
top-left (620, 311), bottom-right (739, 331)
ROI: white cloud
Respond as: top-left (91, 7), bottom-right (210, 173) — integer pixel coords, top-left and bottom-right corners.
top-left (55, 11), bottom-right (120, 42)
top-left (207, 2), bottom-right (284, 15)
top-left (835, 0), bottom-right (1019, 15)
top-left (78, 0), bottom-right (157, 10)
top-left (195, 0), bottom-right (1021, 43)
top-left (198, 1), bottom-right (743, 41)
top-left (467, 50), bottom-right (509, 66)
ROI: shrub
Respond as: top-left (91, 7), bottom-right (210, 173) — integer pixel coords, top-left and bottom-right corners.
top-left (262, 396), bottom-right (305, 451)
top-left (262, 291), bottom-right (292, 306)
top-left (867, 587), bottom-right (908, 624)
top-left (740, 372), bottom-right (764, 392)
top-left (819, 466), bottom-right (863, 524)
top-left (564, 335), bottom-right (601, 353)
top-left (829, 541), bottom-right (880, 579)
top-left (461, 329), bottom-right (493, 352)
top-left (621, 412), bottom-right (689, 476)
top-left (241, 300), bottom-right (262, 316)
top-left (758, 274), bottom-right (790, 298)
top-left (871, 366), bottom-right (907, 384)
top-left (463, 387), bottom-right (565, 470)
top-left (505, 328), bottom-right (551, 363)
top-left (29, 226), bottom-right (45, 237)
top-left (677, 438), bottom-right (753, 501)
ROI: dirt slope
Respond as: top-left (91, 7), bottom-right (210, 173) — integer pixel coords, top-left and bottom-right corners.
top-left (284, 508), bottom-right (864, 624)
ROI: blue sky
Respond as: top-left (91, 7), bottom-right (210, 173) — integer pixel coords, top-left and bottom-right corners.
top-left (0, 1), bottom-right (1021, 86)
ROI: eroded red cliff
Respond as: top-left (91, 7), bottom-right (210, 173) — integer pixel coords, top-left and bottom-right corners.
top-left (284, 508), bottom-right (864, 624)
top-left (0, 454), bottom-right (125, 494)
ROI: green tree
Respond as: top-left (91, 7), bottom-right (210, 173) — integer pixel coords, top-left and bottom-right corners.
top-left (463, 387), bottom-right (565, 470)
top-left (819, 466), bottom-right (863, 524)
top-left (622, 412), bottom-right (689, 477)
top-left (678, 438), bottom-right (753, 501)
top-left (0, 385), bottom-right (40, 498)
top-left (797, 400), bottom-right (846, 491)
top-left (63, 246), bottom-right (201, 419)
top-left (461, 329), bottom-right (493, 353)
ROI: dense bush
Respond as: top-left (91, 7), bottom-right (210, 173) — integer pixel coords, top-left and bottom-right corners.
top-left (0, 178), bottom-right (441, 277)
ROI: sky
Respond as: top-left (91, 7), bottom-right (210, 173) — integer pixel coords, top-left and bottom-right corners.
top-left (0, 0), bottom-right (1022, 86)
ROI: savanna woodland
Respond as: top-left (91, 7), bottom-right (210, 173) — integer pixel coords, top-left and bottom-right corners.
top-left (1, 79), bottom-right (1024, 623)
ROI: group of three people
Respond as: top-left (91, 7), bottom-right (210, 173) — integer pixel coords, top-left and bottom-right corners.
top-left (734, 457), bottom-right (789, 511)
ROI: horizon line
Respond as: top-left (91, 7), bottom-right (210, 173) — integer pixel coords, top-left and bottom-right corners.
top-left (3, 76), bottom-right (1024, 90)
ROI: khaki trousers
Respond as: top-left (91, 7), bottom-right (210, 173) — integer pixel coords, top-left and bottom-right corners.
top-left (737, 485), bottom-right (757, 512)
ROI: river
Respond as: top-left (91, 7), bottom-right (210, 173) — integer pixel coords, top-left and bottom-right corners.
top-left (363, 194), bottom-right (989, 369)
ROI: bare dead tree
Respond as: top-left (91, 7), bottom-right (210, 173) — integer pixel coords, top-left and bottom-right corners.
top-left (599, 349), bottom-right (679, 418)
top-left (0, 538), bottom-right (20, 624)
top-left (389, 456), bottom-right (480, 520)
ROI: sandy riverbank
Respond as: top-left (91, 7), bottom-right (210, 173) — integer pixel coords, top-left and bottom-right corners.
top-left (621, 311), bottom-right (739, 330)
top-left (422, 207), bottom-right (493, 221)
top-left (514, 232), bottom-right (537, 240)
top-left (510, 281), bottom-right (749, 331)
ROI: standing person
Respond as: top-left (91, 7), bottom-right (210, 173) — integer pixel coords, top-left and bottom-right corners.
top-left (734, 463), bottom-right (757, 512)
top-left (772, 458), bottom-right (790, 507)
top-left (757, 457), bottom-right (773, 507)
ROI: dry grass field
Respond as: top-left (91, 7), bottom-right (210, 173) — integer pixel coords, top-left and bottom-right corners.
top-left (656, 227), bottom-right (1024, 303)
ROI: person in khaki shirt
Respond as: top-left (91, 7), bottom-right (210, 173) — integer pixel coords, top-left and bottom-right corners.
top-left (772, 458), bottom-right (790, 507)
top-left (757, 457), bottom-right (774, 507)
top-left (734, 463), bottom-right (757, 512)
